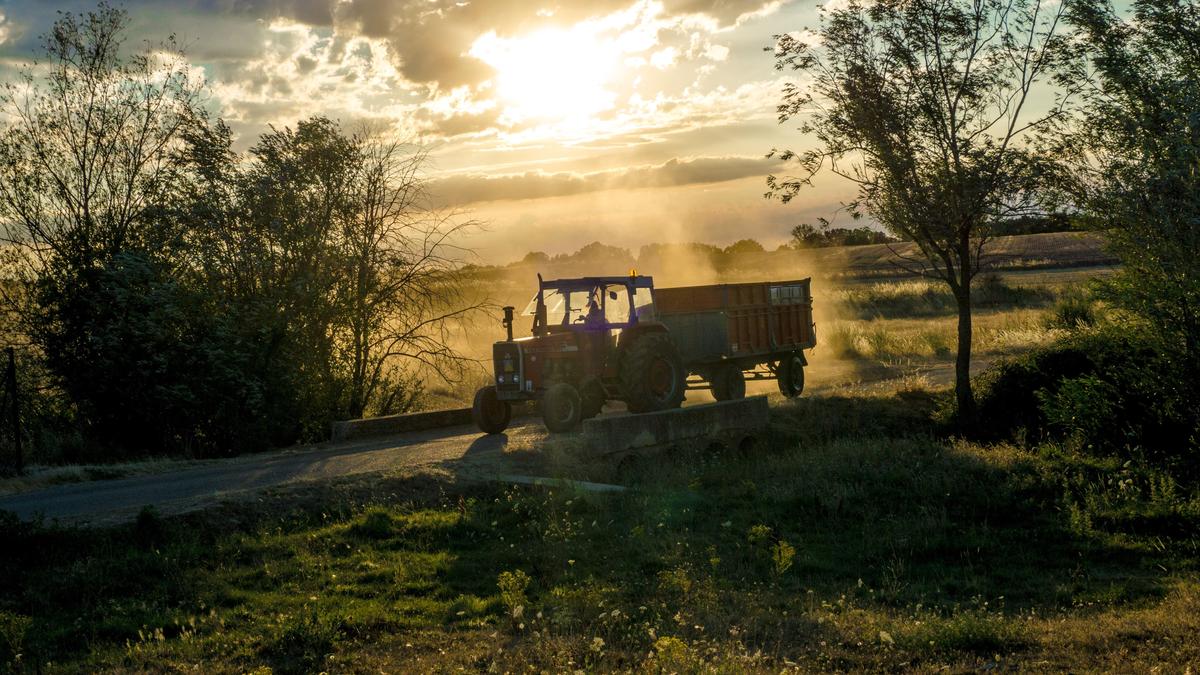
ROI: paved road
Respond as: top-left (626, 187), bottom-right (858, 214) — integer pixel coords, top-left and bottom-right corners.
top-left (0, 421), bottom-right (548, 525)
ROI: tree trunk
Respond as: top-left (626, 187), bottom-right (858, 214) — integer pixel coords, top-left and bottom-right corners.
top-left (954, 284), bottom-right (976, 424)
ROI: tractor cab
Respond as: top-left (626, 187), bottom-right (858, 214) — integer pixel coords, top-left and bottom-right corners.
top-left (472, 273), bottom-right (687, 434)
top-left (525, 274), bottom-right (656, 335)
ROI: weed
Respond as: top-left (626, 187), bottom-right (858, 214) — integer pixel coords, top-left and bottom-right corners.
top-left (0, 611), bottom-right (30, 672)
top-left (771, 540), bottom-right (796, 576)
top-left (1044, 288), bottom-right (1096, 330)
top-left (497, 569), bottom-right (531, 621)
top-left (349, 506), bottom-right (395, 539)
top-left (261, 609), bottom-right (343, 675)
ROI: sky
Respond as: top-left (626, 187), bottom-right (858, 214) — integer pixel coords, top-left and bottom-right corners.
top-left (0, 0), bottom-right (854, 262)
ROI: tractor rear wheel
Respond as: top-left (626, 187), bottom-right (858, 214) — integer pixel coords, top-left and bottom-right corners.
top-left (580, 378), bottom-right (606, 420)
top-left (621, 334), bottom-right (686, 413)
top-left (711, 364), bottom-right (746, 401)
top-left (777, 353), bottom-right (806, 398)
top-left (472, 386), bottom-right (511, 434)
top-left (542, 382), bottom-right (582, 433)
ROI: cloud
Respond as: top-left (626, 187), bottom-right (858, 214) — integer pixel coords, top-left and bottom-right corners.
top-left (429, 155), bottom-right (783, 206)
top-left (205, 0), bottom-right (788, 90)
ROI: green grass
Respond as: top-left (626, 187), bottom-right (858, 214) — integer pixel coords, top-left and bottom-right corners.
top-left (1, 382), bottom-right (1198, 672)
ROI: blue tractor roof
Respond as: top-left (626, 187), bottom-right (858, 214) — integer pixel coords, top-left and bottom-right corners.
top-left (538, 275), bottom-right (655, 290)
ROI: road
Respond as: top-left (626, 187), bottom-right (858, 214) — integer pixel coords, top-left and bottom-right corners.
top-left (0, 421), bottom-right (550, 526)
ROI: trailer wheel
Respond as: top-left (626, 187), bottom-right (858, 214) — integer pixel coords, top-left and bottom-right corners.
top-left (778, 353), bottom-right (806, 398)
top-left (621, 334), bottom-right (686, 413)
top-left (542, 382), bottom-right (582, 433)
top-left (472, 386), bottom-right (512, 434)
top-left (711, 364), bottom-right (746, 401)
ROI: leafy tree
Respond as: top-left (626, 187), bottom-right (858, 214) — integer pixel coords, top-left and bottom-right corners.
top-left (520, 251), bottom-right (550, 266)
top-left (768, 0), bottom-right (1072, 417)
top-left (0, 5), bottom-right (481, 458)
top-left (790, 221), bottom-right (899, 248)
top-left (0, 3), bottom-right (218, 455)
top-left (1063, 0), bottom-right (1200, 376)
top-left (724, 239), bottom-right (766, 256)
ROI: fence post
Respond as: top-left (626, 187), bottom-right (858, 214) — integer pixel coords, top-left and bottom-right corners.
top-left (6, 347), bottom-right (21, 473)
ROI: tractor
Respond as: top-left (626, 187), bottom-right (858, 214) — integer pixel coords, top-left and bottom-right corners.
top-left (472, 274), bottom-right (685, 433)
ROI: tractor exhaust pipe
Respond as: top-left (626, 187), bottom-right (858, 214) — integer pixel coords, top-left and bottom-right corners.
top-left (502, 306), bottom-right (515, 342)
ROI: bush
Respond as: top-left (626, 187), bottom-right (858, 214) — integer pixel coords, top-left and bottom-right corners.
top-left (1044, 288), bottom-right (1096, 330)
top-left (953, 325), bottom-right (1198, 474)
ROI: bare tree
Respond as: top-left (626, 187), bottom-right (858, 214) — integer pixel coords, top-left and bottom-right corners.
top-left (767, 0), bottom-right (1072, 417)
top-left (341, 130), bottom-right (483, 418)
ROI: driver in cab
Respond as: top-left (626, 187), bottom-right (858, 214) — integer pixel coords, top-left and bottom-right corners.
top-left (584, 292), bottom-right (605, 328)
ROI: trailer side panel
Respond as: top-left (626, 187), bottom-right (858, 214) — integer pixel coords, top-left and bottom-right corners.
top-left (655, 279), bottom-right (815, 364)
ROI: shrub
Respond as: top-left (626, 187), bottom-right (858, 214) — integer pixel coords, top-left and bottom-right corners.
top-left (1044, 288), bottom-right (1096, 330)
top-left (956, 325), bottom-right (1198, 475)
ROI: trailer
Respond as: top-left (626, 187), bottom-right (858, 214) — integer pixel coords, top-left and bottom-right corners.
top-left (655, 279), bottom-right (816, 400)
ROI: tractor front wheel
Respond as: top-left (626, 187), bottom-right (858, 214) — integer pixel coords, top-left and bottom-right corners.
top-left (542, 383), bottom-right (583, 433)
top-left (472, 386), bottom-right (512, 434)
top-left (621, 334), bottom-right (686, 413)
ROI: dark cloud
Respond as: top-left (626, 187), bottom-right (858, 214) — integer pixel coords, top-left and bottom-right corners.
top-left (430, 155), bottom-right (783, 206)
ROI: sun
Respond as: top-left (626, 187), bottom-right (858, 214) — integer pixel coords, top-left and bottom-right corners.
top-left (470, 26), bottom-right (623, 124)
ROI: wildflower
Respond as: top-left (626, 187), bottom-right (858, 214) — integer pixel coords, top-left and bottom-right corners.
top-left (591, 637), bottom-right (605, 652)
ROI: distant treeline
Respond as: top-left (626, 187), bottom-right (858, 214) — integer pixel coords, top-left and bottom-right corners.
top-left (506, 213), bottom-right (1080, 272)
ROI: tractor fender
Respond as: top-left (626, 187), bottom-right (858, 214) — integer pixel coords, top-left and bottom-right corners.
top-left (617, 321), bottom-right (669, 347)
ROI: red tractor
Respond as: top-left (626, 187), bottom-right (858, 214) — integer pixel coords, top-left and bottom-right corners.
top-left (472, 274), bottom-right (816, 434)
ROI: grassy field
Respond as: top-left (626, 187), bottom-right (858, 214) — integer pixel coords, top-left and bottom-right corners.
top-left (2, 375), bottom-right (1198, 672)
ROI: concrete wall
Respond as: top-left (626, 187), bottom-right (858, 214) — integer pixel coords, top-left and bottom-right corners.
top-left (581, 396), bottom-right (770, 458)
top-left (330, 408), bottom-right (473, 442)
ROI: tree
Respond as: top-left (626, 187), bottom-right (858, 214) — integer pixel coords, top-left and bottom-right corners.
top-left (340, 130), bottom-right (480, 419)
top-left (0, 3), bottom-right (220, 455)
top-left (1063, 0), bottom-right (1200, 375)
top-left (0, 2), bottom-right (204, 276)
top-left (789, 220), bottom-right (899, 248)
top-left (768, 0), bottom-right (1071, 417)
top-left (724, 239), bottom-right (766, 256)
top-left (520, 251), bottom-right (550, 266)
